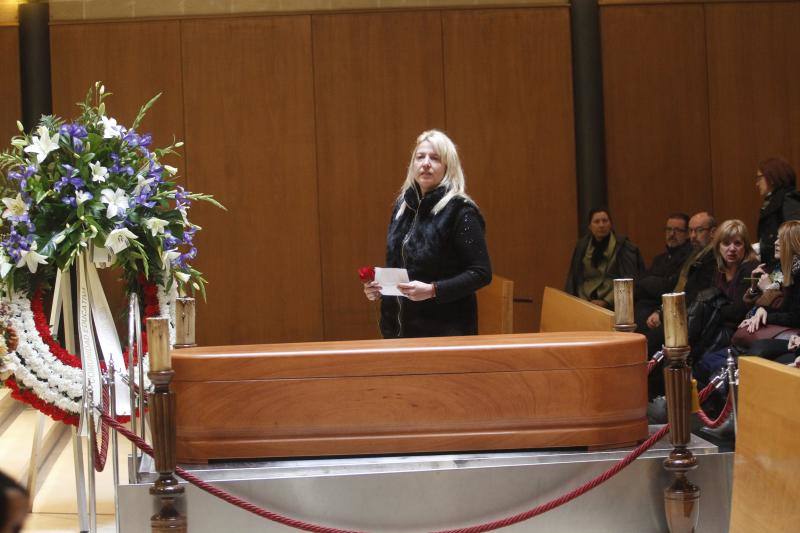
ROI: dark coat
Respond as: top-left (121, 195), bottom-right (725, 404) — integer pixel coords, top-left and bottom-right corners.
top-left (379, 184), bottom-right (492, 338)
top-left (637, 241), bottom-right (694, 304)
top-left (758, 186), bottom-right (800, 267)
top-left (681, 245), bottom-right (718, 306)
top-left (564, 233), bottom-right (645, 308)
top-left (634, 240), bottom-right (694, 329)
top-left (767, 272), bottom-right (800, 328)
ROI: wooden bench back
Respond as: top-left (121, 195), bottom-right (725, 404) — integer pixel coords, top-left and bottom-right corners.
top-left (730, 357), bottom-right (800, 532)
top-left (539, 286), bottom-right (614, 332)
top-left (477, 274), bottom-right (514, 334)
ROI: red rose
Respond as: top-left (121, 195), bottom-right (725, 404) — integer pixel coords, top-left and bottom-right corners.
top-left (358, 266), bottom-right (375, 282)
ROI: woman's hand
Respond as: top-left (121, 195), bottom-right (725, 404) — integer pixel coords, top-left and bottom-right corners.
top-left (397, 281), bottom-right (435, 301)
top-left (788, 334), bottom-right (800, 351)
top-left (363, 281), bottom-right (382, 301)
top-left (751, 263), bottom-right (771, 291)
top-left (744, 307), bottom-right (768, 333)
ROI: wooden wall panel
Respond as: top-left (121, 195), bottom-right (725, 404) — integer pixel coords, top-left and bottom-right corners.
top-left (0, 26), bottom-right (20, 146)
top-left (181, 16), bottom-right (322, 345)
top-left (50, 21), bottom-right (184, 156)
top-left (443, 8), bottom-right (576, 332)
top-left (50, 21), bottom-right (185, 330)
top-left (601, 5), bottom-right (713, 264)
top-left (313, 11), bottom-right (445, 340)
top-left (706, 2), bottom-right (800, 234)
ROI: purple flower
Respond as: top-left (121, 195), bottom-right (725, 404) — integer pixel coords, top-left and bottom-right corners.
top-left (72, 137), bottom-right (84, 153)
top-left (61, 164), bottom-right (78, 178)
top-left (2, 228), bottom-right (32, 263)
top-left (163, 230), bottom-right (180, 250)
top-left (59, 123), bottom-right (88, 139)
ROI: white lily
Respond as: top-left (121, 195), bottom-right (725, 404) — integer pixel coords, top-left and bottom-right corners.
top-left (174, 271), bottom-right (190, 283)
top-left (164, 165), bottom-right (178, 176)
top-left (104, 227), bottom-right (139, 254)
top-left (161, 249), bottom-right (181, 269)
top-left (2, 194), bottom-right (28, 219)
top-left (99, 116), bottom-right (125, 139)
top-left (16, 242), bottom-right (48, 274)
top-left (132, 174), bottom-right (155, 197)
top-left (100, 188), bottom-right (129, 219)
top-left (23, 126), bottom-right (60, 164)
top-left (75, 190), bottom-right (92, 206)
top-left (144, 217), bottom-right (169, 237)
top-left (0, 253), bottom-right (12, 278)
top-left (89, 161), bottom-right (109, 182)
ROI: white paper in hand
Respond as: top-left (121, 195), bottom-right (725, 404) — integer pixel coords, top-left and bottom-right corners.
top-left (375, 267), bottom-right (410, 296)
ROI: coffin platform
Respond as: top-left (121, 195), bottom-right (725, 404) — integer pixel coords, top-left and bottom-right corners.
top-left (172, 332), bottom-right (648, 463)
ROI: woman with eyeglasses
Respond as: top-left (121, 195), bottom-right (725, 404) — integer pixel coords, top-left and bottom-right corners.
top-left (565, 208), bottom-right (645, 309)
top-left (755, 157), bottom-right (800, 268)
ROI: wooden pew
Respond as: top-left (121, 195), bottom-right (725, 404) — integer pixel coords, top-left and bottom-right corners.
top-left (477, 274), bottom-right (514, 334)
top-left (730, 357), bottom-right (800, 532)
top-left (539, 286), bottom-right (615, 332)
top-left (172, 332), bottom-right (647, 462)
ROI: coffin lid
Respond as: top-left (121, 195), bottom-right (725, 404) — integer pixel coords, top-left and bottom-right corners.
top-left (171, 332), bottom-right (646, 382)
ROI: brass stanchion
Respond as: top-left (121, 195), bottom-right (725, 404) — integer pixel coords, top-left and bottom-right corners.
top-left (661, 292), bottom-right (700, 533)
top-left (613, 278), bottom-right (636, 332)
top-left (174, 297), bottom-right (196, 348)
top-left (146, 317), bottom-right (187, 532)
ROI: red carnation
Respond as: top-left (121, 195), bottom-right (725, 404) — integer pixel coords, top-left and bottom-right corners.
top-left (358, 266), bottom-right (375, 282)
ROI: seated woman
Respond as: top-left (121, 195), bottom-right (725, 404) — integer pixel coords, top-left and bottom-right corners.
top-left (692, 219), bottom-right (759, 383)
top-left (565, 208), bottom-right (644, 309)
top-left (363, 130), bottom-right (492, 338)
top-left (736, 220), bottom-right (800, 363)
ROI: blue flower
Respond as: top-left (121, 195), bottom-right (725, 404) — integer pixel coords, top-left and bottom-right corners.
top-left (59, 123), bottom-right (88, 139)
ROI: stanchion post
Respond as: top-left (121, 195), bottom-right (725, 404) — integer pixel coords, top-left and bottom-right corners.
top-left (613, 278), bottom-right (636, 332)
top-left (661, 292), bottom-right (700, 533)
top-left (174, 297), bottom-right (197, 348)
top-left (146, 317), bottom-right (186, 532)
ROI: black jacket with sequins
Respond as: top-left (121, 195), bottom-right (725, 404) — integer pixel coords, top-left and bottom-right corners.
top-left (379, 184), bottom-right (492, 338)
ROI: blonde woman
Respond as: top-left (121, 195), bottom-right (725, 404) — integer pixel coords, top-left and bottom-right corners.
top-left (363, 130), bottom-right (491, 338)
top-left (739, 220), bottom-right (800, 338)
top-left (709, 219), bottom-right (760, 329)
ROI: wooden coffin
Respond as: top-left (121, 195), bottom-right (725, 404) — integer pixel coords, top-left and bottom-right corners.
top-left (172, 332), bottom-right (648, 462)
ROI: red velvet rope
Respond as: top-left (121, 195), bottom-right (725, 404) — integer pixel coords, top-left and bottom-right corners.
top-left (93, 386), bottom-right (111, 472)
top-left (696, 393), bottom-right (733, 428)
top-left (99, 414), bottom-right (364, 533)
top-left (97, 375), bottom-right (732, 533)
top-left (100, 415), bottom-right (673, 532)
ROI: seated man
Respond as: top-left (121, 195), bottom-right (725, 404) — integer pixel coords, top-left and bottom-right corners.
top-left (634, 213), bottom-right (693, 335)
top-left (644, 211), bottom-right (718, 399)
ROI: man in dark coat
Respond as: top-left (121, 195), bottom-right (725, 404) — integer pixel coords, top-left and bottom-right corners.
top-left (634, 213), bottom-right (694, 333)
top-left (644, 211), bottom-right (718, 399)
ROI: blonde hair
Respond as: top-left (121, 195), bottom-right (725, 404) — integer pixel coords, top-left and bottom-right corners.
top-left (711, 219), bottom-right (757, 271)
top-left (779, 220), bottom-right (800, 286)
top-left (395, 129), bottom-right (473, 219)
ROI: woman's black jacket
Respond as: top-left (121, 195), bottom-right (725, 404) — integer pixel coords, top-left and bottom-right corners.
top-left (758, 185), bottom-right (800, 266)
top-left (379, 185), bottom-right (492, 338)
top-left (564, 233), bottom-right (645, 305)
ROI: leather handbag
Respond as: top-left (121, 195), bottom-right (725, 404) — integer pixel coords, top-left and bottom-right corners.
top-left (732, 324), bottom-right (799, 349)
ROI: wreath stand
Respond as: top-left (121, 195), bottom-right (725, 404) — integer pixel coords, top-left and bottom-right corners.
top-left (26, 250), bottom-right (145, 533)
